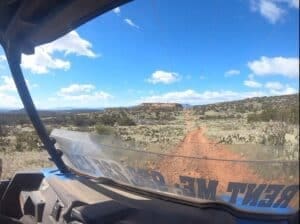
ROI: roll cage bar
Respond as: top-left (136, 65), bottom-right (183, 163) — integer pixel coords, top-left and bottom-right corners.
top-left (0, 0), bottom-right (131, 172)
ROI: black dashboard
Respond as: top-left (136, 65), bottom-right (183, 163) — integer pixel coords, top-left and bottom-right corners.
top-left (0, 171), bottom-right (298, 224)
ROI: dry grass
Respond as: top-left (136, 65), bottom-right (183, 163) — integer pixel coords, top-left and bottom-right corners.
top-left (0, 151), bottom-right (52, 179)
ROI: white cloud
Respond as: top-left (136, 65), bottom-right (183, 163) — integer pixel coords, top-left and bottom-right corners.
top-left (147, 70), bottom-right (180, 84)
top-left (264, 81), bottom-right (298, 95)
top-left (0, 75), bottom-right (33, 92)
top-left (22, 48), bottom-right (70, 74)
top-left (59, 84), bottom-right (95, 95)
top-left (244, 79), bottom-right (263, 88)
top-left (250, 0), bottom-right (299, 23)
top-left (0, 76), bottom-right (22, 108)
top-left (290, 0), bottom-right (299, 8)
top-left (124, 18), bottom-right (140, 29)
top-left (140, 89), bottom-right (266, 105)
top-left (0, 76), bottom-right (16, 92)
top-left (21, 31), bottom-right (97, 74)
top-left (248, 56), bottom-right (299, 78)
top-left (0, 92), bottom-right (21, 108)
top-left (57, 91), bottom-right (112, 101)
top-left (0, 55), bottom-right (6, 70)
top-left (113, 7), bottom-right (121, 15)
top-left (265, 81), bottom-right (284, 90)
top-left (269, 85), bottom-right (297, 95)
top-left (260, 0), bottom-right (285, 23)
top-left (224, 69), bottom-right (240, 77)
top-left (0, 55), bottom-right (6, 62)
top-left (139, 86), bottom-right (298, 105)
top-left (276, 0), bottom-right (299, 8)
top-left (54, 84), bottom-right (113, 107)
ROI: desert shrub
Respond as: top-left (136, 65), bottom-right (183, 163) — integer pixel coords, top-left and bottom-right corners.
top-left (0, 137), bottom-right (10, 151)
top-left (14, 131), bottom-right (41, 152)
top-left (247, 105), bottom-right (299, 125)
top-left (235, 114), bottom-right (242, 119)
top-left (262, 122), bottom-right (289, 146)
top-left (204, 115), bottom-right (235, 120)
top-left (236, 106), bottom-right (246, 113)
top-left (15, 141), bottom-right (23, 151)
top-left (0, 113), bottom-right (30, 125)
top-left (15, 133), bottom-right (25, 151)
top-left (99, 112), bottom-right (136, 126)
top-left (95, 124), bottom-right (114, 135)
top-left (0, 125), bottom-right (7, 137)
top-left (71, 115), bottom-right (96, 127)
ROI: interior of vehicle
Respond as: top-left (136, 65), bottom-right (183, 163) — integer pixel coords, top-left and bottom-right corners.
top-left (0, 0), bottom-right (298, 223)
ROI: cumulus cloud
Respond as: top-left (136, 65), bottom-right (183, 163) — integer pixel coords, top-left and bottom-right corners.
top-left (124, 18), bottom-right (140, 29)
top-left (21, 31), bottom-right (97, 74)
top-left (57, 91), bottom-right (112, 102)
top-left (248, 56), bottom-right (299, 78)
top-left (0, 76), bottom-right (22, 108)
top-left (244, 79), bottom-right (263, 88)
top-left (147, 70), bottom-right (180, 84)
top-left (0, 92), bottom-right (21, 108)
top-left (265, 81), bottom-right (284, 90)
top-left (0, 75), bottom-right (33, 92)
top-left (22, 49), bottom-right (70, 74)
top-left (269, 85), bottom-right (297, 95)
top-left (140, 89), bottom-right (266, 105)
top-left (250, 0), bottom-right (298, 23)
top-left (277, 0), bottom-right (299, 8)
top-left (113, 7), bottom-right (121, 15)
top-left (224, 69), bottom-right (240, 77)
top-left (59, 84), bottom-right (95, 95)
top-left (0, 76), bottom-right (16, 92)
top-left (139, 86), bottom-right (298, 105)
top-left (259, 0), bottom-right (285, 23)
top-left (264, 81), bottom-right (298, 95)
top-left (55, 84), bottom-right (112, 107)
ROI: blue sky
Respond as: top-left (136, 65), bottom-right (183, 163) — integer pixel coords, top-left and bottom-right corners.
top-left (0, 0), bottom-right (299, 109)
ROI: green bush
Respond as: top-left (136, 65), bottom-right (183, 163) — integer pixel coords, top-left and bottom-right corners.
top-left (95, 124), bottom-right (114, 135)
top-left (99, 111), bottom-right (136, 126)
top-left (13, 131), bottom-right (41, 152)
top-left (247, 105), bottom-right (299, 125)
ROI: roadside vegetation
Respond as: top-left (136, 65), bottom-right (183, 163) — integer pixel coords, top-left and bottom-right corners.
top-left (0, 94), bottom-right (298, 179)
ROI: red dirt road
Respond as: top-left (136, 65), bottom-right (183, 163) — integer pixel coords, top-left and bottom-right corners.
top-left (156, 110), bottom-right (261, 192)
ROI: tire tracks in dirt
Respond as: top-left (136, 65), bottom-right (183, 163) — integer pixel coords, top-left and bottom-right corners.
top-left (156, 109), bottom-right (261, 192)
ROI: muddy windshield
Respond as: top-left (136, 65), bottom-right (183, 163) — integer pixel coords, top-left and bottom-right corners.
top-left (0, 0), bottom-right (299, 216)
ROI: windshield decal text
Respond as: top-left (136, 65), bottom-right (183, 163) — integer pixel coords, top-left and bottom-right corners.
top-left (66, 154), bottom-right (299, 210)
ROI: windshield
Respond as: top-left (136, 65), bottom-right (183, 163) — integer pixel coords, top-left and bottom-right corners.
top-left (0, 0), bottom-right (299, 216)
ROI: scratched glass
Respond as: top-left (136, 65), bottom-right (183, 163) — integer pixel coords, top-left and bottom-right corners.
top-left (51, 129), bottom-right (299, 215)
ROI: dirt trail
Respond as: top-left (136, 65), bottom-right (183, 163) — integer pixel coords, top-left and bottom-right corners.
top-left (156, 110), bottom-right (261, 192)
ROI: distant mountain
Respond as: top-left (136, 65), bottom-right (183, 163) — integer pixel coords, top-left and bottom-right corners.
top-left (0, 108), bottom-right (21, 113)
top-left (181, 104), bottom-right (192, 109)
top-left (0, 109), bottom-right (10, 113)
top-left (2, 107), bottom-right (104, 113)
